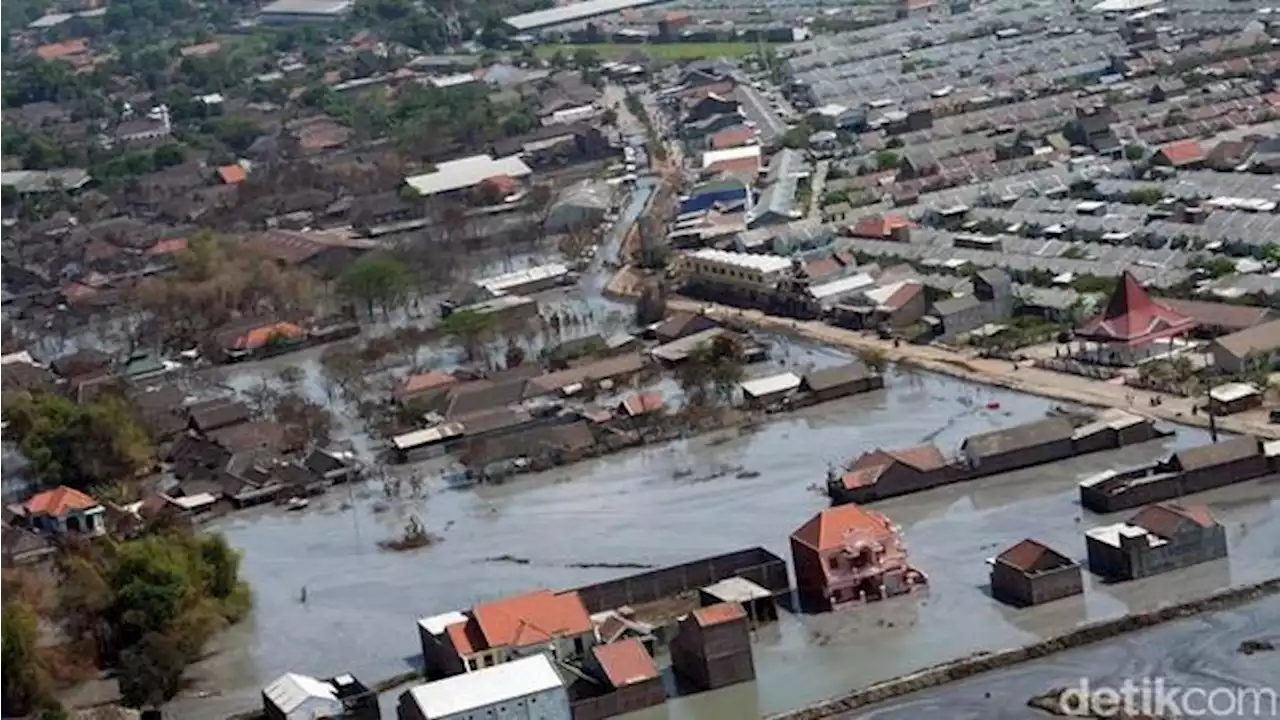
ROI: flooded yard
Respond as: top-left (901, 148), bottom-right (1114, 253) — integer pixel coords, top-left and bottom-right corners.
top-left (169, 368), bottom-right (1280, 720)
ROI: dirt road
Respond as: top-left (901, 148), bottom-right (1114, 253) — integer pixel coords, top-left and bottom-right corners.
top-left (669, 299), bottom-right (1280, 440)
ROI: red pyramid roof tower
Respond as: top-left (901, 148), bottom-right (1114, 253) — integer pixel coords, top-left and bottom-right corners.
top-left (1075, 271), bottom-right (1194, 347)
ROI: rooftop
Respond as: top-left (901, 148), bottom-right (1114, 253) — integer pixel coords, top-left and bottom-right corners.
top-left (1076, 271), bottom-right (1195, 347)
top-left (994, 539), bottom-right (1076, 574)
top-left (263, 673), bottom-right (339, 715)
top-left (472, 589), bottom-right (593, 650)
top-left (405, 155), bottom-right (532, 197)
top-left (592, 637), bottom-right (659, 688)
top-left (504, 0), bottom-right (666, 31)
top-left (259, 0), bottom-right (353, 14)
top-left (740, 372), bottom-right (802, 399)
top-left (404, 654), bottom-right (564, 717)
top-left (24, 486), bottom-right (99, 516)
top-left (688, 248), bottom-right (792, 274)
top-left (791, 504), bottom-right (897, 552)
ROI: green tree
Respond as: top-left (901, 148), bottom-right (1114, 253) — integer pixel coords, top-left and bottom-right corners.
top-left (874, 149), bottom-right (901, 169)
top-left (339, 253), bottom-right (410, 316)
top-left (5, 393), bottom-right (154, 490)
top-left (117, 632), bottom-right (185, 709)
top-left (2, 602), bottom-right (55, 717)
top-left (573, 47), bottom-right (601, 69)
top-left (440, 308), bottom-right (496, 362)
top-left (1123, 144), bottom-right (1146, 161)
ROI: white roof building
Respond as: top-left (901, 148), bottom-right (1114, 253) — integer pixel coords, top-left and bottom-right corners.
top-left (477, 262), bottom-right (571, 296)
top-left (262, 673), bottom-right (342, 720)
top-left (1085, 522), bottom-right (1168, 549)
top-left (401, 654), bottom-right (569, 720)
top-left (701, 144), bottom-right (762, 171)
top-left (405, 154), bottom-right (533, 197)
top-left (740, 372), bottom-right (802, 399)
top-left (687, 248), bottom-right (792, 274)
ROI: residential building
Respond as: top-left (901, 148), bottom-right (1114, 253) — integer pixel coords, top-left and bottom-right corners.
top-left (577, 638), bottom-right (666, 718)
top-left (651, 311), bottom-right (719, 343)
top-left (1153, 139), bottom-right (1206, 169)
top-left (1207, 382), bottom-right (1263, 416)
top-left (740, 371), bottom-right (802, 408)
top-left (989, 539), bottom-right (1083, 607)
top-left (19, 486), bottom-right (105, 536)
top-left (930, 294), bottom-right (984, 339)
top-left (829, 444), bottom-right (952, 504)
top-left (849, 213), bottom-right (913, 241)
top-left (800, 362), bottom-right (883, 402)
top-left (679, 248), bottom-right (793, 295)
top-left (1079, 436), bottom-right (1271, 513)
top-left (790, 504), bottom-right (926, 611)
top-left (960, 418), bottom-right (1075, 476)
top-left (1064, 106), bottom-right (1120, 155)
top-left (420, 589), bottom-right (595, 677)
top-left (1211, 318), bottom-right (1280, 374)
top-left (398, 654), bottom-right (570, 720)
top-left (1085, 503), bottom-right (1228, 581)
top-left (669, 603), bottom-right (755, 691)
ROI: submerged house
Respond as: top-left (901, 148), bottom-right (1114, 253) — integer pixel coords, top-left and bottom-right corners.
top-left (669, 603), bottom-right (755, 691)
top-left (829, 444), bottom-right (952, 504)
top-left (1079, 435), bottom-right (1273, 513)
top-left (790, 504), bottom-right (926, 611)
top-left (1085, 503), bottom-right (1227, 581)
top-left (988, 539), bottom-right (1083, 607)
top-left (831, 411), bottom-right (1168, 505)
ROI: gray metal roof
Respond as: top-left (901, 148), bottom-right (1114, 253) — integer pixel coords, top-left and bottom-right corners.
top-left (259, 0), bottom-right (352, 14)
top-left (505, 0), bottom-right (666, 31)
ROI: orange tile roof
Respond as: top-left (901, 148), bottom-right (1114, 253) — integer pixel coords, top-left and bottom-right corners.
top-left (791, 504), bottom-right (897, 552)
top-left (706, 155), bottom-right (761, 178)
top-left (472, 590), bottom-right (592, 650)
top-left (1157, 139), bottom-right (1205, 167)
top-left (445, 619), bottom-right (487, 655)
top-left (179, 41), bottom-right (222, 58)
top-left (709, 126), bottom-right (755, 150)
top-left (885, 444), bottom-right (947, 471)
top-left (217, 164), bottom-right (247, 185)
top-left (593, 638), bottom-right (659, 687)
top-left (621, 392), bottom-right (663, 416)
top-left (232, 322), bottom-right (305, 351)
top-left (24, 486), bottom-right (98, 516)
top-left (840, 465), bottom-right (886, 490)
top-left (692, 602), bottom-right (746, 627)
top-left (148, 237), bottom-right (189, 256)
top-left (397, 370), bottom-right (457, 397)
top-left (851, 213), bottom-right (913, 238)
top-left (37, 38), bottom-right (89, 61)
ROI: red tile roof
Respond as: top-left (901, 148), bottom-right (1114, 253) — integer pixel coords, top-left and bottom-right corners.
top-left (397, 371), bottom-right (457, 399)
top-left (231, 322), bottom-right (305, 351)
top-left (24, 486), bottom-right (98, 516)
top-left (621, 392), bottom-right (663, 417)
top-left (217, 164), bottom-right (247, 185)
top-left (472, 590), bottom-right (592, 650)
top-left (592, 638), bottom-right (659, 687)
top-left (850, 213), bottom-right (912, 238)
top-left (1076, 271), bottom-right (1195, 346)
top-left (1156, 139), bottom-right (1205, 167)
top-left (37, 38), bottom-right (89, 61)
top-left (445, 619), bottom-right (487, 655)
top-left (791, 504), bottom-right (897, 552)
top-left (692, 602), bottom-right (746, 627)
top-left (148, 237), bottom-right (189, 256)
top-left (706, 155), bottom-right (761, 178)
top-left (996, 539), bottom-right (1074, 573)
top-left (708, 126), bottom-right (756, 150)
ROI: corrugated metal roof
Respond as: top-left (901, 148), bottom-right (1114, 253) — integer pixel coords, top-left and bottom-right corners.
top-left (405, 654), bottom-right (565, 717)
top-left (740, 372), bottom-right (802, 398)
top-left (263, 673), bottom-right (340, 715)
top-left (504, 0), bottom-right (665, 30)
top-left (406, 154), bottom-right (532, 197)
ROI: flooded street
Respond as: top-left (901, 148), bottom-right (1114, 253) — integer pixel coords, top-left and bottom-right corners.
top-left (172, 368), bottom-right (1280, 720)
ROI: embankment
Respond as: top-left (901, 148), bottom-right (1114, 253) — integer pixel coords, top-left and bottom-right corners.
top-left (665, 299), bottom-right (1279, 441)
top-left (768, 578), bottom-right (1280, 720)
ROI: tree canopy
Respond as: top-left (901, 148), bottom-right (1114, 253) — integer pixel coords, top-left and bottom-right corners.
top-left (5, 392), bottom-right (154, 491)
top-left (339, 253), bottom-right (410, 316)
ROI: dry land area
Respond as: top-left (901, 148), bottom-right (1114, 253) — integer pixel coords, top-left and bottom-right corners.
top-left (668, 298), bottom-right (1280, 441)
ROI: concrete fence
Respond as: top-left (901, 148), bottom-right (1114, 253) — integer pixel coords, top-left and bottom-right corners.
top-left (769, 578), bottom-right (1280, 720)
top-left (571, 546), bottom-right (790, 614)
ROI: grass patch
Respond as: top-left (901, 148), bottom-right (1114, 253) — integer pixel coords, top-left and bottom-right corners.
top-left (534, 42), bottom-right (776, 61)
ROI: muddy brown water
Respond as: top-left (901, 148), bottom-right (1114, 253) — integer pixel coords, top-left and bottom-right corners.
top-left (164, 368), bottom-right (1278, 720)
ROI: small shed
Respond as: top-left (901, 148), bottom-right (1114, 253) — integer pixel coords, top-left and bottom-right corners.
top-left (699, 576), bottom-right (778, 625)
top-left (1208, 382), bottom-right (1262, 416)
top-left (739, 372), bottom-right (802, 408)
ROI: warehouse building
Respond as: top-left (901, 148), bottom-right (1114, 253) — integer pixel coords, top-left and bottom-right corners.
top-left (397, 654), bottom-right (571, 720)
top-left (504, 0), bottom-right (667, 32)
top-left (258, 0), bottom-right (353, 24)
top-left (405, 154), bottom-right (533, 199)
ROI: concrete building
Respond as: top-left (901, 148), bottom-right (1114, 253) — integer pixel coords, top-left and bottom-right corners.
top-left (473, 262), bottom-right (573, 298)
top-left (398, 654), bottom-right (571, 720)
top-left (1207, 382), bottom-right (1263, 416)
top-left (680, 249), bottom-right (792, 294)
top-left (258, 0), bottom-right (353, 24)
top-left (960, 418), bottom-right (1075, 476)
top-left (829, 444), bottom-right (952, 504)
top-left (1085, 503), bottom-right (1228, 582)
top-left (790, 504), bottom-right (926, 611)
top-left (263, 672), bottom-right (376, 720)
top-left (800, 362), bottom-right (884, 402)
top-left (740, 372), bottom-right (802, 408)
top-left (1211, 318), bottom-right (1280, 374)
top-left (577, 638), bottom-right (666, 718)
top-left (669, 603), bottom-right (755, 691)
top-left (988, 539), bottom-right (1083, 607)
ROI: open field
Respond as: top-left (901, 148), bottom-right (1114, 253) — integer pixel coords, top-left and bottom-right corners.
top-left (534, 41), bottom-right (775, 61)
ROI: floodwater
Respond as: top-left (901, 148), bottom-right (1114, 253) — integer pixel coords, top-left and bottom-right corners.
top-left (846, 593), bottom-right (1280, 720)
top-left (169, 367), bottom-right (1280, 720)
